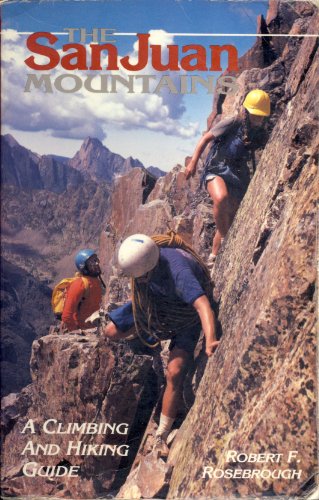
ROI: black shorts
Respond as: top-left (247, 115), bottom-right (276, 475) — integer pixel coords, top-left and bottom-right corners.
top-left (109, 302), bottom-right (201, 355)
top-left (169, 324), bottom-right (201, 354)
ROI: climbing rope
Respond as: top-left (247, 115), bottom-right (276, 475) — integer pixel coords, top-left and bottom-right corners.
top-left (131, 231), bottom-right (214, 348)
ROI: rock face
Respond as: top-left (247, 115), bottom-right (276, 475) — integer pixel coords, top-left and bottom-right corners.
top-left (1, 332), bottom-right (157, 499)
top-left (118, 451), bottom-right (172, 499)
top-left (1, 258), bottom-right (54, 396)
top-left (98, 167), bottom-right (157, 290)
top-left (110, 3), bottom-right (318, 498)
top-left (108, 168), bottom-right (157, 238)
top-left (167, 8), bottom-right (318, 500)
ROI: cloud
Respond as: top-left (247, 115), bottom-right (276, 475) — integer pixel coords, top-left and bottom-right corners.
top-left (2, 29), bottom-right (200, 141)
top-left (2, 29), bottom-right (20, 42)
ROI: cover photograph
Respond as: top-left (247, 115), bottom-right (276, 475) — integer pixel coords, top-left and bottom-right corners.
top-left (1, 0), bottom-right (318, 498)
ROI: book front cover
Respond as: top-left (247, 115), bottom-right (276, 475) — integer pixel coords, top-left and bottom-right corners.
top-left (1, 1), bottom-right (318, 499)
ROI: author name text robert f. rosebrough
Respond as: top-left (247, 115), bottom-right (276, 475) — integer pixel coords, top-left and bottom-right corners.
top-left (202, 450), bottom-right (303, 480)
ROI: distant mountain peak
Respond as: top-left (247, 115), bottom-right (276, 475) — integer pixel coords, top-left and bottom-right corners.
top-left (82, 137), bottom-right (105, 150)
top-left (3, 134), bottom-right (20, 148)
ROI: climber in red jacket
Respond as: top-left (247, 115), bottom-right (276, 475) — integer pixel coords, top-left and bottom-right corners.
top-left (62, 249), bottom-right (103, 331)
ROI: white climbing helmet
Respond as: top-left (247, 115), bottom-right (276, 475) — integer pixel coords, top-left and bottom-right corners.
top-left (117, 234), bottom-right (160, 278)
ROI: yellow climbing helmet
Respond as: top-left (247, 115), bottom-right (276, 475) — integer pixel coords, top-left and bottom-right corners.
top-left (243, 89), bottom-right (270, 116)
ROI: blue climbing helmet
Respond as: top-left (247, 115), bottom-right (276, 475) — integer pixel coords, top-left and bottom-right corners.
top-left (75, 249), bottom-right (96, 274)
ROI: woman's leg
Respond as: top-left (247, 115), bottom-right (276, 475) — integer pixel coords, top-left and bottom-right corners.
top-left (207, 177), bottom-right (238, 255)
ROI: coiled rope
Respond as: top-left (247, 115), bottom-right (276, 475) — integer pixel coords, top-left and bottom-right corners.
top-left (131, 231), bottom-right (214, 348)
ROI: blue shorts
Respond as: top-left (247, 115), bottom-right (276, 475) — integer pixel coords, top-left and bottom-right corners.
top-left (202, 159), bottom-right (250, 199)
top-left (204, 173), bottom-right (217, 189)
top-left (108, 302), bottom-right (135, 333)
top-left (109, 302), bottom-right (201, 354)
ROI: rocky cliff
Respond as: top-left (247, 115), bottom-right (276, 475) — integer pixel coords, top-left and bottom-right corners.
top-left (1, 0), bottom-right (317, 498)
top-left (1, 258), bottom-right (53, 395)
top-left (167, 9), bottom-right (318, 497)
top-left (1, 332), bottom-right (159, 498)
top-left (113, 2), bottom-right (319, 498)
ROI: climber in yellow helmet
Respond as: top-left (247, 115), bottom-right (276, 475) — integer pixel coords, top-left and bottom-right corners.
top-left (185, 89), bottom-right (271, 267)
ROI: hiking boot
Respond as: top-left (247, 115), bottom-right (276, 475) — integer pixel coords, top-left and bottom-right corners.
top-left (153, 434), bottom-right (169, 459)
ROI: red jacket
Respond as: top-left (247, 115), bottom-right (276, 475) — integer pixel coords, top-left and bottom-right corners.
top-left (62, 276), bottom-right (102, 331)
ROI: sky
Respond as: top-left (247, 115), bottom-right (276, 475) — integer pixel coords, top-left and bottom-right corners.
top-left (1, 0), bottom-right (268, 171)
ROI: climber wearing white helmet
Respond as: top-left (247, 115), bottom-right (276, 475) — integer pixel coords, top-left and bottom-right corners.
top-left (117, 234), bottom-right (160, 278)
top-left (185, 88), bottom-right (271, 266)
top-left (102, 233), bottom-right (219, 458)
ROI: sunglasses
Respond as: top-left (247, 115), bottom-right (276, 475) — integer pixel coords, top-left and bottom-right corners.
top-left (87, 256), bottom-right (100, 264)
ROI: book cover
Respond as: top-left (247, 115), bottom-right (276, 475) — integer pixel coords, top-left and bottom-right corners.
top-left (1, 0), bottom-right (318, 499)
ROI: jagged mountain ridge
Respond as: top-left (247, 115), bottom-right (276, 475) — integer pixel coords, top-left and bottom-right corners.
top-left (2, 134), bottom-right (83, 193)
top-left (69, 136), bottom-right (144, 183)
top-left (147, 165), bottom-right (166, 178)
top-left (68, 136), bottom-right (165, 182)
top-left (1, 134), bottom-right (163, 192)
top-left (1, 133), bottom-right (160, 283)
